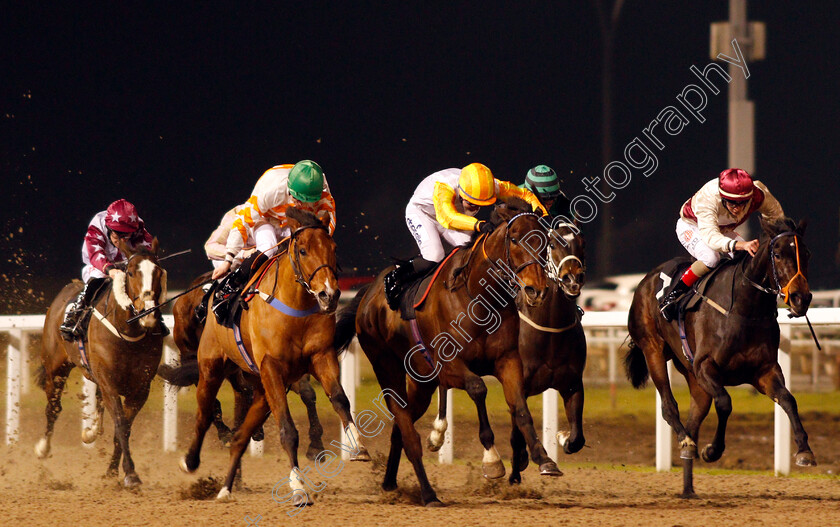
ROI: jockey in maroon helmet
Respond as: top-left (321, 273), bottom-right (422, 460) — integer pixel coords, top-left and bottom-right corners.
top-left (59, 199), bottom-right (167, 340)
top-left (658, 168), bottom-right (785, 321)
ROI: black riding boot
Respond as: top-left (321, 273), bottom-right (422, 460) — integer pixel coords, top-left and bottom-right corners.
top-left (212, 252), bottom-right (267, 327)
top-left (383, 257), bottom-right (436, 311)
top-left (59, 278), bottom-right (105, 341)
top-left (194, 282), bottom-right (216, 324)
top-left (659, 280), bottom-right (691, 322)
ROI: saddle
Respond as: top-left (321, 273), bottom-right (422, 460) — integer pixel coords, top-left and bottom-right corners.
top-left (656, 254), bottom-right (744, 318)
top-left (398, 247), bottom-right (462, 321)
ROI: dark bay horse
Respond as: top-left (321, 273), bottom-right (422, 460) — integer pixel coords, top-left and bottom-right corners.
top-left (180, 208), bottom-right (369, 502)
top-left (334, 200), bottom-right (561, 506)
top-left (167, 272), bottom-right (325, 458)
top-left (37, 239), bottom-right (166, 487)
top-left (626, 217), bottom-right (816, 497)
top-left (427, 220), bottom-right (588, 484)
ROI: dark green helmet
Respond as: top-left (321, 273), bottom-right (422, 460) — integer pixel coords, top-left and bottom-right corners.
top-left (524, 165), bottom-right (562, 199)
top-left (288, 160), bottom-right (325, 203)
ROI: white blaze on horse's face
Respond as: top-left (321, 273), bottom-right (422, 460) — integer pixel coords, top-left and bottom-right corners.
top-left (138, 259), bottom-right (159, 328)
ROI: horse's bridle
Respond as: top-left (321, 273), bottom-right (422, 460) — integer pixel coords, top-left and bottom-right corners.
top-left (288, 224), bottom-right (339, 296)
top-left (116, 253), bottom-right (161, 317)
top-left (481, 212), bottom-right (545, 291)
top-left (743, 230), bottom-right (805, 304)
top-left (545, 222), bottom-right (585, 283)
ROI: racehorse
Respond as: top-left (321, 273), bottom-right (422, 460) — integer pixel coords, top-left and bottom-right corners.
top-left (167, 272), bottom-right (325, 458)
top-left (180, 207), bottom-right (369, 502)
top-left (625, 217), bottom-right (816, 497)
top-left (334, 199), bottom-right (562, 506)
top-left (426, 220), bottom-right (588, 484)
top-left (36, 239), bottom-right (166, 487)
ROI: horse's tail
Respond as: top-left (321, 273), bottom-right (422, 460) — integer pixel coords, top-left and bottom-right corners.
top-left (624, 339), bottom-right (649, 389)
top-left (157, 358), bottom-right (199, 387)
top-left (35, 365), bottom-right (46, 390)
top-left (334, 283), bottom-right (371, 353)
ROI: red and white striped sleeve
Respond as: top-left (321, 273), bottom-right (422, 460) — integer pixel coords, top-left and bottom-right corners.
top-left (84, 224), bottom-right (113, 274)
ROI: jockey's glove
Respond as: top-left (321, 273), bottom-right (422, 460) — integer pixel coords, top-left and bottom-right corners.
top-left (476, 221), bottom-right (494, 234)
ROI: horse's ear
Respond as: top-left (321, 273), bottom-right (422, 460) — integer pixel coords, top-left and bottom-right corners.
top-left (150, 237), bottom-right (159, 256)
top-left (759, 216), bottom-right (776, 239)
top-left (796, 219), bottom-right (808, 235)
top-left (316, 210), bottom-right (330, 230)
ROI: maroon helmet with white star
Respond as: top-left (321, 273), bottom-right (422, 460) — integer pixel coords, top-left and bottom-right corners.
top-left (105, 199), bottom-right (141, 233)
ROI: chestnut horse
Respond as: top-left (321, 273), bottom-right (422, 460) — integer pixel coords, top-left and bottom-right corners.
top-left (334, 200), bottom-right (562, 506)
top-left (36, 239), bottom-right (166, 487)
top-left (168, 272), bottom-right (325, 458)
top-left (427, 220), bottom-right (588, 484)
top-left (626, 217), bottom-right (816, 497)
top-left (180, 207), bottom-right (369, 502)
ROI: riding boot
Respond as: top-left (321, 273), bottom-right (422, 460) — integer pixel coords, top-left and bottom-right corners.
top-left (384, 257), bottom-right (436, 311)
top-left (59, 278), bottom-right (105, 341)
top-left (659, 280), bottom-right (690, 322)
top-left (194, 282), bottom-right (216, 324)
top-left (212, 252), bottom-right (266, 326)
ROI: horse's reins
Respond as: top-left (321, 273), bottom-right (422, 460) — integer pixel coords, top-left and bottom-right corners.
top-left (288, 223), bottom-right (338, 296)
top-left (741, 230), bottom-right (821, 350)
top-left (478, 212), bottom-right (544, 292)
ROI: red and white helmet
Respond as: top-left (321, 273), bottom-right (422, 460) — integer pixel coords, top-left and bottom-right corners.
top-left (718, 168), bottom-right (754, 202)
top-left (105, 199), bottom-right (141, 233)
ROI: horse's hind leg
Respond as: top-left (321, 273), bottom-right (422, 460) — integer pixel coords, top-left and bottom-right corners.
top-left (216, 387), bottom-right (271, 500)
top-left (309, 350), bottom-right (370, 461)
top-left (82, 385), bottom-right (105, 444)
top-left (181, 354), bottom-right (226, 473)
top-left (383, 376), bottom-right (435, 491)
top-left (559, 380), bottom-right (586, 454)
top-left (35, 361), bottom-right (74, 458)
top-left (426, 384), bottom-right (448, 453)
top-left (297, 374), bottom-right (325, 460)
top-left (644, 339), bottom-right (694, 456)
top-left (676, 361), bottom-right (713, 461)
top-left (755, 365), bottom-right (816, 466)
top-left (693, 357), bottom-right (732, 463)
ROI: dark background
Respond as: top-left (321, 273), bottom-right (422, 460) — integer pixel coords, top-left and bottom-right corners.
top-left (1, 2), bottom-right (838, 313)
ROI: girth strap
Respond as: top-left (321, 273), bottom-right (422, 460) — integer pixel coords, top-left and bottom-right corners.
top-left (233, 322), bottom-right (260, 374)
top-left (258, 291), bottom-right (321, 318)
top-left (92, 308), bottom-right (146, 342)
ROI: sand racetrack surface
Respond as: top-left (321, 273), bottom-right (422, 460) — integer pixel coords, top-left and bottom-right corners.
top-left (1, 380), bottom-right (838, 527)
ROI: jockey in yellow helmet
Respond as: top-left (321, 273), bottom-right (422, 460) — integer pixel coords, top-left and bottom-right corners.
top-left (384, 162), bottom-right (546, 310)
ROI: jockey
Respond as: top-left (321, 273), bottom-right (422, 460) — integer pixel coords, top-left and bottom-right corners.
top-left (519, 165), bottom-right (572, 218)
top-left (60, 199), bottom-right (165, 340)
top-left (659, 168), bottom-right (785, 321)
top-left (384, 162), bottom-right (546, 310)
top-left (208, 160), bottom-right (336, 321)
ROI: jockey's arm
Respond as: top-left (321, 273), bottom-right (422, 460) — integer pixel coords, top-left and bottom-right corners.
top-left (83, 225), bottom-right (112, 275)
top-left (313, 191), bottom-right (337, 235)
top-left (497, 180), bottom-right (548, 216)
top-left (695, 204), bottom-right (742, 254)
top-left (433, 181), bottom-right (480, 231)
top-left (753, 180), bottom-right (785, 223)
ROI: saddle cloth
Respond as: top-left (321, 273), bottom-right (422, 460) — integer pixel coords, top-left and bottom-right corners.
top-left (398, 247), bottom-right (462, 320)
top-left (655, 254), bottom-right (744, 317)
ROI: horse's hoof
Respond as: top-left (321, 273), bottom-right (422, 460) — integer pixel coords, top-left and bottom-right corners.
top-left (680, 490), bottom-right (698, 499)
top-left (104, 467), bottom-right (119, 479)
top-left (123, 474), bottom-right (142, 488)
top-left (424, 498), bottom-right (445, 507)
top-left (426, 436), bottom-right (442, 452)
top-left (217, 430), bottom-right (233, 446)
top-left (508, 472), bottom-right (522, 485)
top-left (305, 444), bottom-right (323, 461)
top-left (291, 491), bottom-right (314, 507)
top-left (179, 455), bottom-right (198, 474)
top-left (216, 487), bottom-right (235, 501)
top-left (382, 481), bottom-right (398, 492)
top-left (539, 461), bottom-right (563, 477)
top-left (513, 450), bottom-right (529, 472)
top-left (701, 444), bottom-right (722, 463)
top-left (679, 438), bottom-right (698, 460)
top-left (556, 431), bottom-right (570, 449)
top-left (795, 451), bottom-right (817, 467)
top-left (350, 447), bottom-right (371, 462)
top-left (482, 460), bottom-right (506, 480)
top-left (81, 428), bottom-right (98, 444)
top-left (252, 427), bottom-right (265, 442)
top-left (34, 438), bottom-right (50, 459)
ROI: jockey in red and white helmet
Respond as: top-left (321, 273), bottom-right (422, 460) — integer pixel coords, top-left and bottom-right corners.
top-left (659, 168), bottom-right (785, 321)
top-left (60, 199), bottom-right (159, 340)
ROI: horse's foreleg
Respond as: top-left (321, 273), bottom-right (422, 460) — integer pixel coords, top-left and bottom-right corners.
top-left (309, 351), bottom-right (370, 461)
top-left (559, 382), bottom-right (586, 454)
top-left (181, 355), bottom-right (225, 473)
top-left (756, 365), bottom-right (816, 466)
top-left (682, 368), bottom-right (713, 458)
top-left (694, 357), bottom-right (732, 463)
top-left (97, 377), bottom-right (139, 486)
top-left (507, 417), bottom-right (528, 485)
top-left (426, 384), bottom-right (448, 452)
top-left (217, 387), bottom-right (271, 500)
top-left (116, 387), bottom-right (151, 487)
top-left (297, 375), bottom-right (325, 459)
top-left (36, 361), bottom-right (73, 459)
top-left (494, 356), bottom-right (561, 477)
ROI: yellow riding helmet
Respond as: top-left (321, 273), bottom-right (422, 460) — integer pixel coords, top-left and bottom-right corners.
top-left (457, 163), bottom-right (497, 206)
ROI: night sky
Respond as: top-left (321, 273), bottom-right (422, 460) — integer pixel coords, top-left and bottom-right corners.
top-left (2, 3), bottom-right (838, 313)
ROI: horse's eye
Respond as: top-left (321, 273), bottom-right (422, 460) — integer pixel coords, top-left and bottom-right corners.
top-left (127, 271), bottom-right (133, 277)
top-left (299, 248), bottom-right (307, 256)
top-left (511, 238), bottom-right (519, 245)
top-left (772, 253), bottom-right (781, 260)
top-left (549, 242), bottom-right (555, 250)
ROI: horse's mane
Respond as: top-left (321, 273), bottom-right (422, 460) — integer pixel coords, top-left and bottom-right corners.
top-left (286, 206), bottom-right (323, 228)
top-left (130, 245), bottom-right (157, 260)
top-left (489, 197), bottom-right (532, 226)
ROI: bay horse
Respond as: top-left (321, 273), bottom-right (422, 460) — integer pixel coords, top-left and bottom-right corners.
top-left (180, 207), bottom-right (370, 502)
top-left (625, 217), bottom-right (816, 497)
top-left (36, 239), bottom-right (166, 487)
top-left (334, 199), bottom-right (562, 506)
top-left (168, 272), bottom-right (325, 458)
top-left (427, 220), bottom-right (588, 484)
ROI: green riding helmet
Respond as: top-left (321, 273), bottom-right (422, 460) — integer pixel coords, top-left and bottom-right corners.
top-left (524, 165), bottom-right (563, 199)
top-left (288, 160), bottom-right (325, 202)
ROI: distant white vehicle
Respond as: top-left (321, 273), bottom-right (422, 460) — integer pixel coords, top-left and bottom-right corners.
top-left (577, 273), bottom-right (646, 311)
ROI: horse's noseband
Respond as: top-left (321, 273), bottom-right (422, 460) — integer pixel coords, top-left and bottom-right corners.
top-left (289, 224), bottom-right (338, 296)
